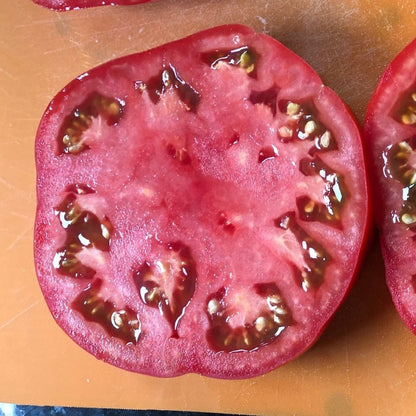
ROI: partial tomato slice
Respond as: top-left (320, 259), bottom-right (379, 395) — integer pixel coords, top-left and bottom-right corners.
top-left (34, 24), bottom-right (369, 378)
top-left (31, 0), bottom-right (149, 11)
top-left (364, 38), bottom-right (416, 333)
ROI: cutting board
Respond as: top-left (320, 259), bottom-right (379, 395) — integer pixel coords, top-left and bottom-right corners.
top-left (0, 0), bottom-right (415, 414)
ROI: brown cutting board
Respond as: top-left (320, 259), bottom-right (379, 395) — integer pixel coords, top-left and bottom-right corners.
top-left (0, 0), bottom-right (415, 414)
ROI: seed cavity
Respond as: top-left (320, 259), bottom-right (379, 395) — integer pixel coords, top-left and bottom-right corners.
top-left (258, 145), bottom-right (279, 163)
top-left (135, 64), bottom-right (200, 112)
top-left (206, 283), bottom-right (292, 352)
top-left (396, 89), bottom-right (416, 125)
top-left (202, 46), bottom-right (257, 76)
top-left (72, 279), bottom-right (141, 344)
top-left (53, 186), bottom-right (112, 279)
top-left (132, 241), bottom-right (197, 338)
top-left (297, 156), bottom-right (347, 228)
top-left (53, 250), bottom-right (96, 280)
top-left (58, 92), bottom-right (124, 155)
top-left (277, 100), bottom-right (337, 153)
top-left (383, 137), bottom-right (416, 227)
top-left (249, 87), bottom-right (278, 116)
top-left (275, 211), bottom-right (331, 291)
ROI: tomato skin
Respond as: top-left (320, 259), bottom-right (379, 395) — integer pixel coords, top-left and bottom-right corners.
top-left (31, 0), bottom-right (150, 11)
top-left (364, 38), bottom-right (416, 334)
top-left (35, 24), bottom-right (370, 378)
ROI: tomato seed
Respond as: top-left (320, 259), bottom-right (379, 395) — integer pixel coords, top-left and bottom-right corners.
top-left (318, 131), bottom-right (332, 149)
top-left (401, 212), bottom-right (416, 225)
top-left (401, 111), bottom-right (416, 125)
top-left (254, 316), bottom-right (267, 332)
top-left (304, 120), bottom-right (318, 135)
top-left (207, 298), bottom-right (220, 315)
top-left (285, 101), bottom-right (301, 117)
top-left (278, 126), bottom-right (293, 140)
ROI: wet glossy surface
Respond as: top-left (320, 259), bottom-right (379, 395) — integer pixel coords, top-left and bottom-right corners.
top-left (202, 47), bottom-right (257, 75)
top-left (297, 157), bottom-right (346, 227)
top-left (133, 241), bottom-right (196, 337)
top-left (54, 191), bottom-right (111, 278)
top-left (275, 211), bottom-right (331, 290)
top-left (58, 92), bottom-right (124, 154)
top-left (72, 279), bottom-right (141, 344)
top-left (138, 65), bottom-right (201, 112)
top-left (206, 283), bottom-right (291, 352)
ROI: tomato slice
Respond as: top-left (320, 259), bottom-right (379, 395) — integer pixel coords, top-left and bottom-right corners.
top-left (31, 0), bottom-right (149, 11)
top-left (34, 24), bottom-right (370, 378)
top-left (365, 38), bottom-right (416, 334)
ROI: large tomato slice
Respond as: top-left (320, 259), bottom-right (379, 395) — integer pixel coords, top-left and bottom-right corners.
top-left (31, 0), bottom-right (149, 11)
top-left (365, 38), bottom-right (416, 333)
top-left (34, 24), bottom-right (369, 378)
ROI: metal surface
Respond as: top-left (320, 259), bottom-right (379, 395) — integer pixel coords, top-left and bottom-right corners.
top-left (0, 0), bottom-right (415, 415)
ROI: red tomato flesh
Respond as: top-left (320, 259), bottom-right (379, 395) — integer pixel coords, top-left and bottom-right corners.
top-left (34, 24), bottom-right (369, 378)
top-left (31, 0), bottom-right (149, 11)
top-left (365, 38), bottom-right (416, 334)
